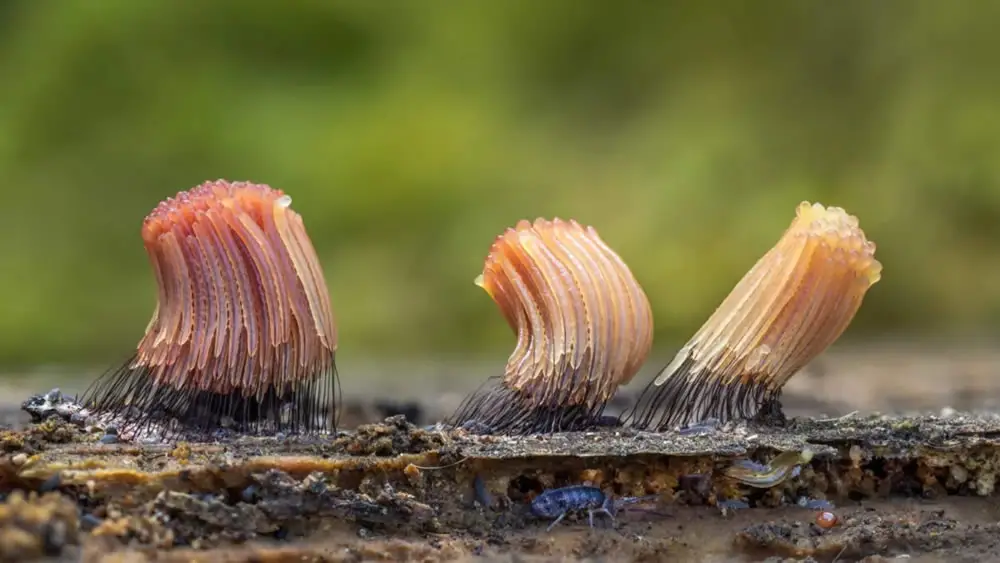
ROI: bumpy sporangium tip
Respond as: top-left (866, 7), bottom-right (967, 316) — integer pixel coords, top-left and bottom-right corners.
top-left (81, 180), bottom-right (339, 437)
top-left (446, 217), bottom-right (654, 435)
top-left (621, 201), bottom-right (881, 431)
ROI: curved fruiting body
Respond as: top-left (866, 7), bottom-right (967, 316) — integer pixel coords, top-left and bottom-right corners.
top-left (82, 180), bottom-right (338, 436)
top-left (622, 201), bottom-right (881, 431)
top-left (447, 218), bottom-right (654, 435)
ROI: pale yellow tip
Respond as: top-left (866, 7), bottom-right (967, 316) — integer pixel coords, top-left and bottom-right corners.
top-left (791, 201), bottom-right (881, 288)
top-left (657, 200), bottom-right (882, 395)
top-left (474, 274), bottom-right (485, 288)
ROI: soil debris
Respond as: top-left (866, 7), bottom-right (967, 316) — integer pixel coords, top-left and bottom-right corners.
top-left (8, 390), bottom-right (1000, 561)
top-left (0, 490), bottom-right (80, 562)
top-left (91, 469), bottom-right (439, 550)
top-left (737, 506), bottom-right (1000, 562)
top-left (334, 414), bottom-right (447, 456)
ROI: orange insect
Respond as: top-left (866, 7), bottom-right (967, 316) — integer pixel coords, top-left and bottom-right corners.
top-left (81, 180), bottom-right (339, 436)
top-left (447, 218), bottom-right (654, 435)
top-left (621, 202), bottom-right (881, 430)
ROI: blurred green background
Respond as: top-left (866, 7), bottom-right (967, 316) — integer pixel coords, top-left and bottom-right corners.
top-left (1, 0), bottom-right (999, 369)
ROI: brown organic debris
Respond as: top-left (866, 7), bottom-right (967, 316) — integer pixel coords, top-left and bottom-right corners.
top-left (447, 217), bottom-right (654, 435)
top-left (0, 491), bottom-right (80, 562)
top-left (622, 202), bottom-right (881, 430)
top-left (0, 409), bottom-right (998, 561)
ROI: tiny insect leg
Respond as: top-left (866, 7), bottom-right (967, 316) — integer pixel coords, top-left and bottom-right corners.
top-left (589, 497), bottom-right (617, 529)
top-left (588, 507), bottom-right (616, 528)
top-left (546, 511), bottom-right (567, 532)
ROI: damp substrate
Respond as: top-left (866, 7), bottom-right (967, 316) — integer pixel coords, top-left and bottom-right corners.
top-left (5, 396), bottom-right (1000, 562)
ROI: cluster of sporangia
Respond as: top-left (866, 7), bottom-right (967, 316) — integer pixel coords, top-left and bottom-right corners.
top-left (81, 180), bottom-right (882, 437)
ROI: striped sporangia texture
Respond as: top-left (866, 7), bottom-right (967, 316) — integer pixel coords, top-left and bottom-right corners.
top-left (448, 217), bottom-right (654, 435)
top-left (621, 201), bottom-right (882, 431)
top-left (82, 180), bottom-right (338, 436)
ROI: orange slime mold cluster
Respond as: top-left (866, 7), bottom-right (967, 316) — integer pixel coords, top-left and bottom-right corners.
top-left (82, 180), bottom-right (338, 435)
top-left (622, 201), bottom-right (881, 430)
top-left (448, 218), bottom-right (654, 434)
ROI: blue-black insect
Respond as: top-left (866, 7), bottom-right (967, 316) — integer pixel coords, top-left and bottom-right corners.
top-left (530, 485), bottom-right (658, 531)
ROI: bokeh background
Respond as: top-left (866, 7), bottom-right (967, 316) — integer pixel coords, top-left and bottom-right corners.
top-left (2, 1), bottom-right (999, 410)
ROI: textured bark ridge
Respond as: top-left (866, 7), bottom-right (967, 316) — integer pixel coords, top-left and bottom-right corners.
top-left (9, 392), bottom-right (1000, 562)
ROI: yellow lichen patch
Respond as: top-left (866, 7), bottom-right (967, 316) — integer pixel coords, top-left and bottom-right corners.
top-left (18, 458), bottom-right (111, 478)
top-left (59, 468), bottom-right (168, 487)
top-left (243, 453), bottom-right (437, 477)
top-left (0, 431), bottom-right (25, 452)
top-left (32, 419), bottom-right (77, 443)
top-left (170, 443), bottom-right (192, 464)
